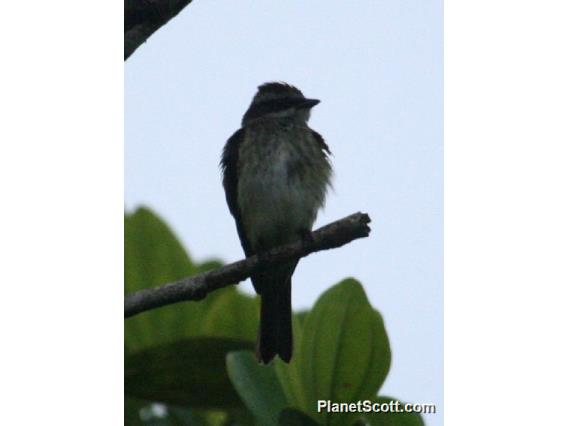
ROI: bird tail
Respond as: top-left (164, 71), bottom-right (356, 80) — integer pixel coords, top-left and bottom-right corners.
top-left (256, 276), bottom-right (293, 364)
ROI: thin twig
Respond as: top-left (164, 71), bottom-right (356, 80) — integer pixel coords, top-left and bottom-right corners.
top-left (125, 212), bottom-right (371, 318)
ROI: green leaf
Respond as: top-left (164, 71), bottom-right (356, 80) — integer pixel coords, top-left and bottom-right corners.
top-left (300, 278), bottom-right (391, 425)
top-left (125, 337), bottom-right (253, 409)
top-left (294, 311), bottom-right (309, 326)
top-left (125, 207), bottom-right (252, 353)
top-left (124, 207), bottom-right (195, 293)
top-left (278, 408), bottom-right (320, 426)
top-left (354, 397), bottom-right (425, 426)
top-left (124, 207), bottom-right (194, 349)
top-left (125, 207), bottom-right (198, 351)
top-left (194, 259), bottom-right (225, 274)
top-left (274, 317), bottom-right (309, 413)
top-left (226, 351), bottom-right (289, 426)
top-left (202, 289), bottom-right (259, 341)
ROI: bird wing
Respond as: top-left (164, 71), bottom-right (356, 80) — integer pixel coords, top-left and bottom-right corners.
top-left (220, 128), bottom-right (254, 257)
top-left (311, 129), bottom-right (332, 155)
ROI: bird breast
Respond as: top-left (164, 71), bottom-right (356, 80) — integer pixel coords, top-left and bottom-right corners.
top-left (237, 125), bottom-right (328, 251)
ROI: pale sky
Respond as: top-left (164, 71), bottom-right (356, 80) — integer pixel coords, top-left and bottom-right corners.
top-left (125, 1), bottom-right (442, 424)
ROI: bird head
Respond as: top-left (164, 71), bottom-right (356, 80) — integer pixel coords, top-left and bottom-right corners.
top-left (242, 82), bottom-right (320, 126)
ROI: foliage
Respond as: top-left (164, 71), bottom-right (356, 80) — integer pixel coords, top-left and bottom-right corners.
top-left (125, 207), bottom-right (424, 425)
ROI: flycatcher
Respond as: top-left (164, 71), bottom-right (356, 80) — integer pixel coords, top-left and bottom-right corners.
top-left (221, 82), bottom-right (332, 363)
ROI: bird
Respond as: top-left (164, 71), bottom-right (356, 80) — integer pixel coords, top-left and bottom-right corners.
top-left (221, 82), bottom-right (332, 363)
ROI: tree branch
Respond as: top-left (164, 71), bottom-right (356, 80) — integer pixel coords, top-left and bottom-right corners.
top-left (125, 0), bottom-right (194, 60)
top-left (125, 212), bottom-right (372, 318)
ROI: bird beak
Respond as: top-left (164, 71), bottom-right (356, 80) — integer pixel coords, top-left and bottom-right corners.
top-left (298, 98), bottom-right (320, 109)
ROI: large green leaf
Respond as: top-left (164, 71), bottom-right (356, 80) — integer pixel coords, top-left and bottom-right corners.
top-left (126, 207), bottom-right (199, 351)
top-left (125, 207), bottom-right (255, 353)
top-left (226, 351), bottom-right (289, 426)
top-left (300, 279), bottom-right (391, 425)
top-left (353, 397), bottom-right (425, 426)
top-left (124, 207), bottom-right (194, 350)
top-left (125, 337), bottom-right (253, 409)
top-left (278, 408), bottom-right (319, 426)
top-left (201, 288), bottom-right (259, 341)
top-left (274, 316), bottom-right (309, 413)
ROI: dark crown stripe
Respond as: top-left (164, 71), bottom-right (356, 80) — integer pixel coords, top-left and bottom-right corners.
top-left (243, 97), bottom-right (307, 123)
